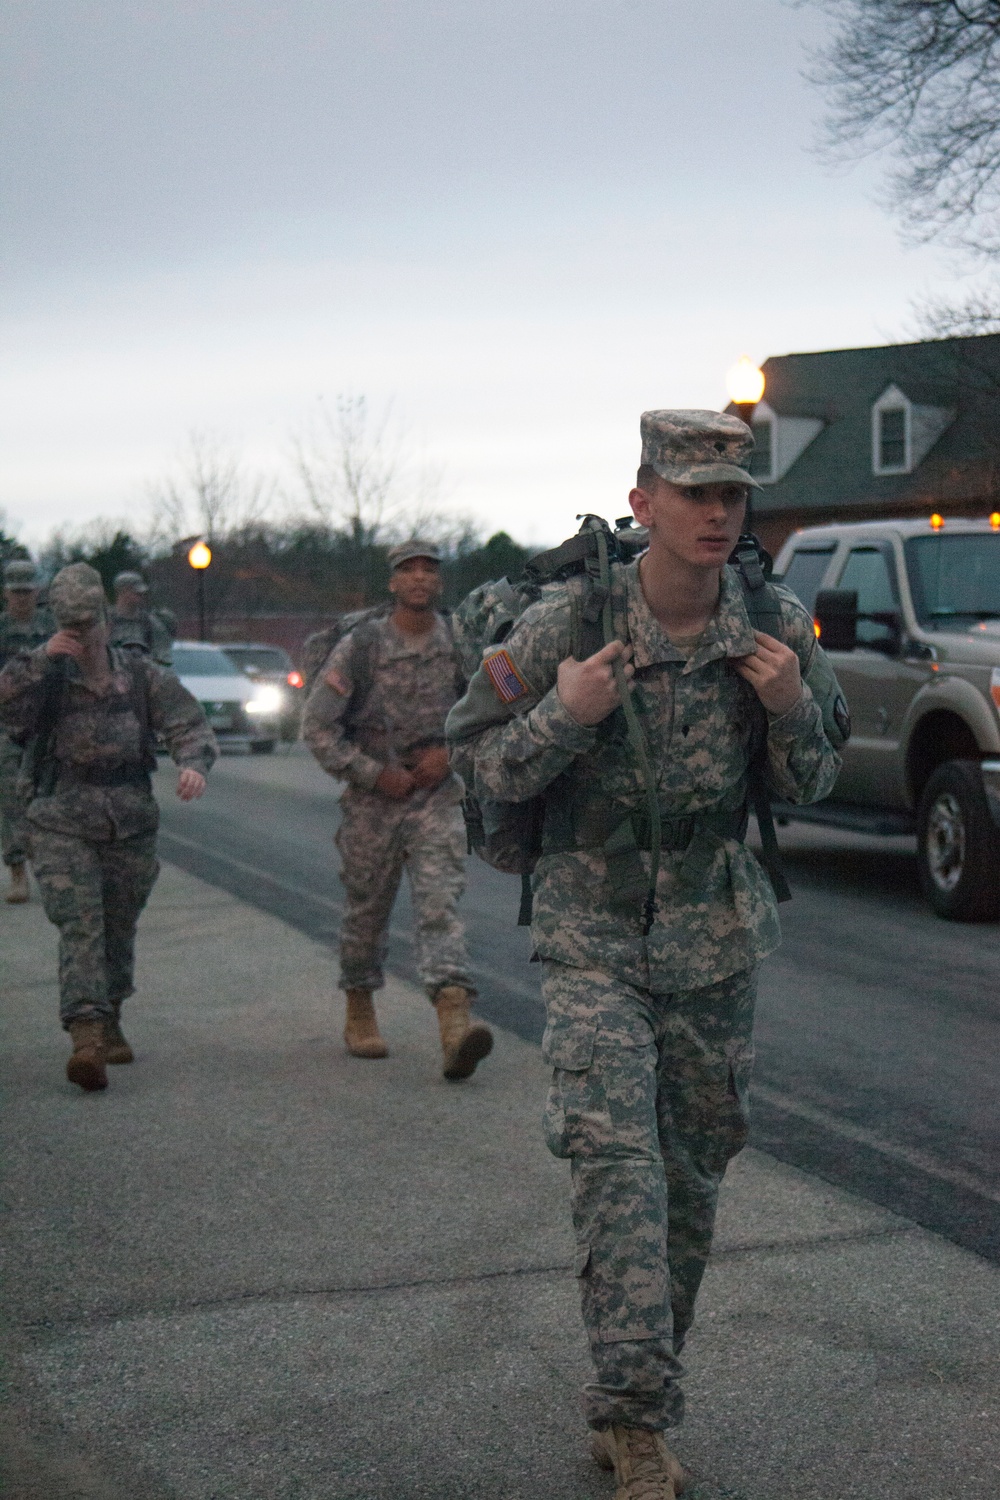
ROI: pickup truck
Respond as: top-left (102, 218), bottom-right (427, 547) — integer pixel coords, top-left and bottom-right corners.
top-left (772, 516), bottom-right (1000, 921)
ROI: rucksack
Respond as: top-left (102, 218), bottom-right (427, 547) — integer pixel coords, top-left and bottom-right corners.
top-left (301, 606), bottom-right (390, 697)
top-left (301, 605), bottom-right (463, 734)
top-left (452, 514), bottom-right (849, 929)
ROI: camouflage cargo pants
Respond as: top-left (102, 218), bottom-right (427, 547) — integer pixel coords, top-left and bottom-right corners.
top-left (29, 827), bottom-right (160, 1028)
top-left (0, 731), bottom-right (29, 867)
top-left (335, 784), bottom-right (473, 998)
top-left (542, 960), bottom-right (756, 1432)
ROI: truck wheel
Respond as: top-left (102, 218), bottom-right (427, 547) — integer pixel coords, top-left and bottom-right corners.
top-left (917, 761), bottom-right (1000, 921)
top-left (249, 739), bottom-right (276, 756)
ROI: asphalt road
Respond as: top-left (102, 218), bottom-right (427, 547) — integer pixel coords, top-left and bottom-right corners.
top-left (156, 745), bottom-right (1000, 1264)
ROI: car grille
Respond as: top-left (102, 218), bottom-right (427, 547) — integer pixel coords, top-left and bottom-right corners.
top-left (201, 700), bottom-right (248, 733)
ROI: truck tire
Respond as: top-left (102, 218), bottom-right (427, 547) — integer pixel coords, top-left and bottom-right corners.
top-left (916, 761), bottom-right (1000, 922)
top-left (249, 739), bottom-right (276, 756)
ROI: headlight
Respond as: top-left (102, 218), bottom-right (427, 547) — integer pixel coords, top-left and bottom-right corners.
top-left (246, 686), bottom-right (283, 715)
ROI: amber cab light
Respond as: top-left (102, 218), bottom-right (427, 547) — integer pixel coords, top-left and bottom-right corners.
top-left (990, 512), bottom-right (1000, 529)
top-left (287, 670), bottom-right (304, 689)
top-left (929, 513), bottom-right (944, 530)
top-left (813, 619), bottom-right (821, 639)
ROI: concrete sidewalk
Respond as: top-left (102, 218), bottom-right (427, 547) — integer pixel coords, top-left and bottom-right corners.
top-left (1, 863), bottom-right (997, 1500)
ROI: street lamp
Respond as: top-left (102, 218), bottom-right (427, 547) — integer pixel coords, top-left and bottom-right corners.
top-left (726, 356), bottom-right (765, 429)
top-left (187, 540), bottom-right (212, 641)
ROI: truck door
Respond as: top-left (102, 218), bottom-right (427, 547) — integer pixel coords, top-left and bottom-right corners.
top-left (826, 544), bottom-right (928, 808)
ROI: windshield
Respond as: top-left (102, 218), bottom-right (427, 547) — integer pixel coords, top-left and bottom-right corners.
top-left (223, 646), bottom-right (290, 672)
top-left (171, 646), bottom-right (244, 677)
top-left (905, 534), bottom-right (1000, 629)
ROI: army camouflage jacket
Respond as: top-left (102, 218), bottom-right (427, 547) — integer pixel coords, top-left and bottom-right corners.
top-left (303, 613), bottom-right (464, 796)
top-left (0, 605), bottom-right (56, 670)
top-left (446, 560), bottom-right (842, 990)
top-left (0, 645), bottom-right (216, 840)
top-left (108, 607), bottom-right (174, 666)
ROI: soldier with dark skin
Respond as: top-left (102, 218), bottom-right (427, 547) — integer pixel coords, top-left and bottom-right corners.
top-left (0, 563), bottom-right (215, 1092)
top-left (0, 560), bottom-right (56, 903)
top-left (303, 542), bottom-right (492, 1079)
top-left (447, 412), bottom-right (842, 1499)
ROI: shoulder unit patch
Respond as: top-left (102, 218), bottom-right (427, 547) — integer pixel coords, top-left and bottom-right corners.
top-left (483, 647), bottom-right (529, 705)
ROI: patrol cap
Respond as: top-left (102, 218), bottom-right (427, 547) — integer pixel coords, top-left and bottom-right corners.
top-left (48, 563), bottom-right (108, 628)
top-left (640, 409), bottom-right (761, 490)
top-left (113, 570), bottom-right (149, 593)
top-left (3, 559), bottom-right (40, 591)
top-left (387, 540), bottom-right (442, 570)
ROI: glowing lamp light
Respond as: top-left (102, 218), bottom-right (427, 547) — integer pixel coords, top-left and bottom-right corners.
top-left (813, 619), bottom-right (822, 639)
top-left (725, 356), bottom-right (766, 407)
top-left (287, 670), bottom-right (304, 688)
top-left (188, 541), bottom-right (212, 570)
top-left (990, 512), bottom-right (1000, 530)
top-left (929, 513), bottom-right (944, 530)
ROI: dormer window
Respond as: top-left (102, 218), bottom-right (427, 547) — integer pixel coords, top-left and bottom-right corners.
top-left (877, 406), bottom-right (908, 472)
top-left (750, 418), bottom-right (773, 480)
top-left (744, 400), bottom-right (822, 484)
top-left (872, 383), bottom-right (955, 477)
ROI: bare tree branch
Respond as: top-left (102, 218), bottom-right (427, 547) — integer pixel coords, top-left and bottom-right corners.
top-left (805, 0), bottom-right (1000, 252)
top-left (146, 431), bottom-right (275, 545)
top-left (288, 395), bottom-right (448, 545)
top-left (911, 281), bottom-right (1000, 335)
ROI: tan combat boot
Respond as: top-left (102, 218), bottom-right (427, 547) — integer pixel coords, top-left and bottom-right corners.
top-left (5, 863), bottom-right (29, 903)
top-left (104, 1012), bottom-right (134, 1065)
top-left (343, 988), bottom-right (388, 1058)
top-left (591, 1424), bottom-right (687, 1500)
top-left (433, 985), bottom-right (493, 1080)
top-left (66, 1020), bottom-right (109, 1092)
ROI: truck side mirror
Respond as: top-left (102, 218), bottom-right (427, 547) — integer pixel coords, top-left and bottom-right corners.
top-left (814, 589), bottom-right (858, 652)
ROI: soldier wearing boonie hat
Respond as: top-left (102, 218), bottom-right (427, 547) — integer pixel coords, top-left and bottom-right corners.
top-left (0, 561), bottom-right (216, 1092)
top-left (0, 558), bottom-right (55, 903)
top-left (303, 532), bottom-right (492, 1081)
top-left (446, 408), bottom-right (843, 1497)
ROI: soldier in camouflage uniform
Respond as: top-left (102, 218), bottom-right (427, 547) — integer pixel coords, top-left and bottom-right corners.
top-left (302, 541), bottom-right (492, 1080)
top-left (0, 563), bottom-right (216, 1093)
top-left (446, 412), bottom-right (842, 1498)
top-left (108, 570), bottom-right (174, 665)
top-left (0, 559), bottom-right (56, 904)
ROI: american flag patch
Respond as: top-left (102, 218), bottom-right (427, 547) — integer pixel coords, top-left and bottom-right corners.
top-left (483, 648), bottom-right (529, 705)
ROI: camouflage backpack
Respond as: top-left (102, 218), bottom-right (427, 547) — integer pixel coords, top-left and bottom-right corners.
top-left (300, 607), bottom-right (390, 698)
top-left (301, 605), bottom-right (462, 732)
top-left (451, 514), bottom-right (849, 928)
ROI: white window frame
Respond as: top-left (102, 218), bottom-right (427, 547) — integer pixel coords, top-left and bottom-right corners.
top-left (872, 387), bottom-right (911, 475)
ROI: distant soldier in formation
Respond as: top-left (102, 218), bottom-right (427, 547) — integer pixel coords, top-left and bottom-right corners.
top-left (0, 563), bottom-right (216, 1092)
top-left (0, 559), bottom-right (56, 903)
top-left (302, 541), bottom-right (492, 1080)
top-left (108, 569), bottom-right (175, 665)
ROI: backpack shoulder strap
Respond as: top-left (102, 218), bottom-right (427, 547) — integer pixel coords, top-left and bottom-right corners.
top-left (125, 654), bottom-right (157, 771)
top-left (28, 661), bottom-right (68, 795)
top-left (731, 538), bottom-right (784, 640)
top-left (343, 616), bottom-right (384, 727)
top-left (730, 547), bottom-right (792, 903)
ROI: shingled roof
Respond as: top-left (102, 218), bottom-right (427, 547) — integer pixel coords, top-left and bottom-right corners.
top-left (729, 333), bottom-right (1000, 522)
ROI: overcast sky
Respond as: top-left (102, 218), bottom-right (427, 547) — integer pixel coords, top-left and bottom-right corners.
top-left (0, 0), bottom-right (963, 549)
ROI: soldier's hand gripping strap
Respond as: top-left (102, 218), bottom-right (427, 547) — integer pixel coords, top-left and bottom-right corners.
top-left (588, 518), bottom-right (662, 936)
